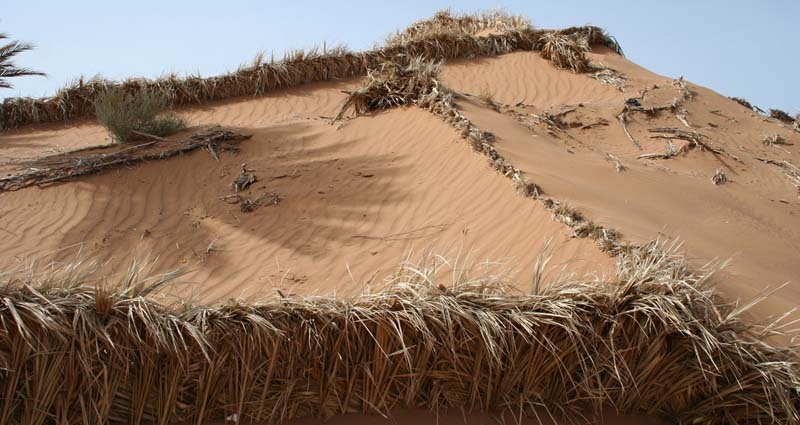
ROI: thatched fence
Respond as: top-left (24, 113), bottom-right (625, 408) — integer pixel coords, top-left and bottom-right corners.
top-left (0, 244), bottom-right (797, 425)
top-left (0, 21), bottom-right (621, 130)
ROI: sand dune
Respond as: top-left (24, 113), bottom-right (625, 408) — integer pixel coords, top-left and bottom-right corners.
top-left (0, 84), bottom-right (610, 302)
top-left (442, 50), bottom-right (800, 320)
top-left (1, 25), bottom-right (797, 424)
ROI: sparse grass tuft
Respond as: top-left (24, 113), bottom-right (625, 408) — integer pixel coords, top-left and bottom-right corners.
top-left (712, 169), bottom-right (728, 185)
top-left (477, 86), bottom-right (499, 110)
top-left (95, 87), bottom-right (185, 143)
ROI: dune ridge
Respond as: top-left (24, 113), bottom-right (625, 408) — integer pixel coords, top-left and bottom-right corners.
top-left (0, 9), bottom-right (798, 425)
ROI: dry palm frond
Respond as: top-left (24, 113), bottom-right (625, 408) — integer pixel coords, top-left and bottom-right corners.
top-left (0, 127), bottom-right (249, 192)
top-left (336, 58), bottom-right (448, 120)
top-left (0, 243), bottom-right (797, 425)
top-left (557, 25), bottom-right (624, 55)
top-left (592, 66), bottom-right (626, 90)
top-left (539, 32), bottom-right (591, 72)
top-left (0, 32), bottom-right (46, 89)
top-left (755, 156), bottom-right (800, 193)
top-left (770, 108), bottom-right (794, 123)
top-left (730, 96), bottom-right (754, 111)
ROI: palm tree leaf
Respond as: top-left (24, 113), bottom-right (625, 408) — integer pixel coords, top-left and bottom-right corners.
top-left (0, 33), bottom-right (45, 89)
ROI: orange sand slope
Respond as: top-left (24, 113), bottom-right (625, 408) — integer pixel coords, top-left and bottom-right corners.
top-left (443, 49), bottom-right (800, 319)
top-left (1, 47), bottom-right (798, 319)
top-left (0, 80), bottom-right (609, 302)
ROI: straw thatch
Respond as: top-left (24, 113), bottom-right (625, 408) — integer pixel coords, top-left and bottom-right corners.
top-left (0, 11), bottom-right (622, 130)
top-left (385, 9), bottom-right (531, 45)
top-left (0, 242), bottom-right (797, 425)
top-left (539, 33), bottom-right (591, 73)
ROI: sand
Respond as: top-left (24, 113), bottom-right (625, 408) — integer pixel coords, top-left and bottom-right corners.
top-left (1, 44), bottom-right (796, 424)
top-left (443, 49), bottom-right (800, 320)
top-left (0, 79), bottom-right (610, 303)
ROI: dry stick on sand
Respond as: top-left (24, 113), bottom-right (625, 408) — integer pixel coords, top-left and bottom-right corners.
top-left (640, 128), bottom-right (741, 171)
top-left (605, 153), bottom-right (625, 172)
top-left (618, 77), bottom-right (695, 150)
top-left (754, 156), bottom-right (800, 192)
top-left (0, 127), bottom-right (251, 192)
top-left (616, 111), bottom-right (641, 150)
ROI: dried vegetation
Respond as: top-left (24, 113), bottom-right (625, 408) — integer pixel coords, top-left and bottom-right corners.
top-left (2, 12), bottom-right (798, 425)
top-left (0, 127), bottom-right (249, 192)
top-left (1, 11), bottom-right (621, 130)
top-left (0, 243), bottom-right (797, 425)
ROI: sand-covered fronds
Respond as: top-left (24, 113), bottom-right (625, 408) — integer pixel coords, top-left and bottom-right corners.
top-left (0, 10), bottom-right (622, 130)
top-left (556, 25), bottom-right (623, 55)
top-left (386, 9), bottom-right (531, 45)
top-left (0, 127), bottom-right (249, 192)
top-left (336, 58), bottom-right (448, 119)
top-left (540, 32), bottom-right (591, 72)
top-left (0, 243), bottom-right (797, 425)
top-left (95, 87), bottom-right (185, 143)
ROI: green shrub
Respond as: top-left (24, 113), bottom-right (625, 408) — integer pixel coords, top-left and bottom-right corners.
top-left (94, 88), bottom-right (185, 143)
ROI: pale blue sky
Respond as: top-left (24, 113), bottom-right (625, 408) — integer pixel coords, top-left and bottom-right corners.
top-left (2, 1), bottom-right (798, 114)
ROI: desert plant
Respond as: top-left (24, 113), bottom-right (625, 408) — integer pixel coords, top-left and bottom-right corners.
top-left (477, 86), bottom-right (499, 110)
top-left (0, 32), bottom-right (45, 89)
top-left (94, 87), bottom-right (185, 143)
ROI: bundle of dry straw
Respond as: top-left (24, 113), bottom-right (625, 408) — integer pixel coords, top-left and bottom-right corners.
top-left (385, 9), bottom-right (532, 45)
top-left (0, 11), bottom-right (621, 130)
top-left (0, 243), bottom-right (797, 425)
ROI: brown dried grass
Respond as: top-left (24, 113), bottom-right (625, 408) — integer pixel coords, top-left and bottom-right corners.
top-left (385, 9), bottom-right (531, 45)
top-left (0, 12), bottom-right (622, 130)
top-left (0, 242), bottom-right (797, 425)
top-left (539, 32), bottom-right (591, 72)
